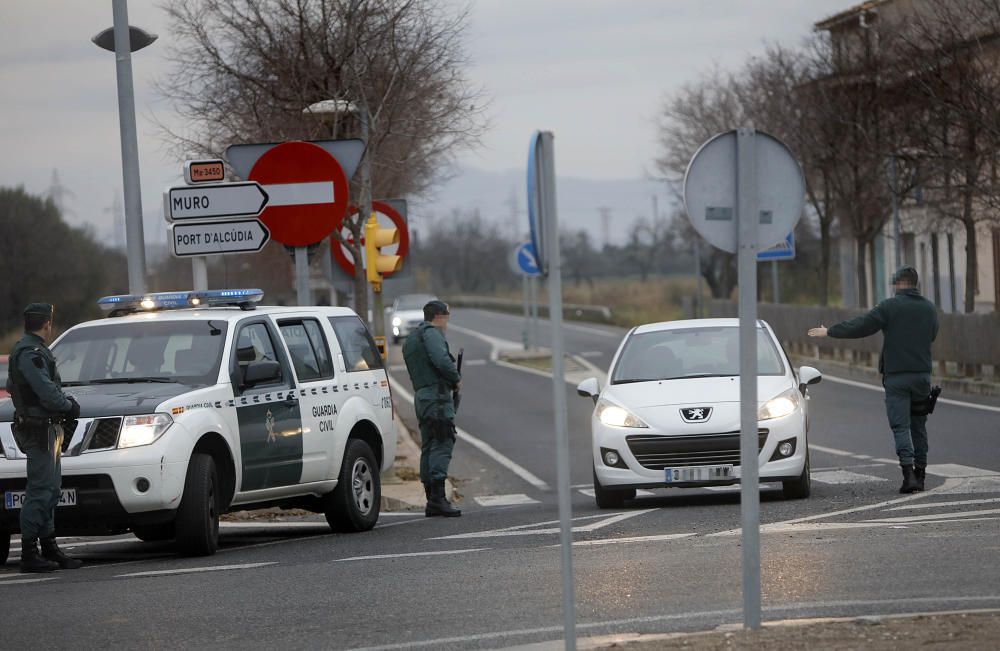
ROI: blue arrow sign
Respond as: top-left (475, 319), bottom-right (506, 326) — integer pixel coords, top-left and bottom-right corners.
top-left (757, 232), bottom-right (795, 261)
top-left (510, 241), bottom-right (541, 276)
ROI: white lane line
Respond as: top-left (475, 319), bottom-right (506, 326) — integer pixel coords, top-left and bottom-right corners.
top-left (432, 510), bottom-right (655, 540)
top-left (926, 463), bottom-right (1000, 478)
top-left (11, 536), bottom-right (139, 551)
top-left (0, 577), bottom-right (60, 585)
top-left (116, 561), bottom-right (276, 578)
top-left (578, 488), bottom-right (656, 498)
top-left (812, 470), bottom-right (889, 484)
top-left (390, 378), bottom-right (550, 491)
top-left (579, 351), bottom-right (604, 358)
top-left (333, 548), bottom-right (488, 563)
top-left (810, 444), bottom-right (896, 465)
top-left (869, 508), bottom-right (1000, 523)
top-left (464, 359), bottom-right (489, 367)
top-left (820, 374), bottom-right (1000, 413)
top-left (715, 517), bottom-right (1000, 536)
top-left (565, 533), bottom-right (696, 547)
top-left (888, 497), bottom-right (1000, 511)
top-left (474, 494), bottom-right (540, 507)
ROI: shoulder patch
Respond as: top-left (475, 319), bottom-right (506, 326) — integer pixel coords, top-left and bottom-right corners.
top-left (31, 355), bottom-right (45, 369)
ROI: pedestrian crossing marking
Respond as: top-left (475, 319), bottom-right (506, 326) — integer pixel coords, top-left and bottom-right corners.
top-left (474, 494), bottom-right (539, 507)
top-left (869, 508), bottom-right (1000, 524)
top-left (812, 470), bottom-right (889, 485)
top-left (887, 497), bottom-right (1000, 511)
top-left (926, 464), bottom-right (1000, 478)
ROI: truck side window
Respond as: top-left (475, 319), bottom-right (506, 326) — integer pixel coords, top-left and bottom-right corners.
top-left (329, 316), bottom-right (383, 372)
top-left (278, 319), bottom-right (334, 382)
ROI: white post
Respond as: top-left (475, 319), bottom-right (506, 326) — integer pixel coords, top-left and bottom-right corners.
top-left (295, 247), bottom-right (311, 306)
top-left (192, 257), bottom-right (208, 291)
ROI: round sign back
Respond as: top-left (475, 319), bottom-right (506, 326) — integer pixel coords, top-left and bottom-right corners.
top-left (683, 130), bottom-right (805, 254)
top-left (330, 200), bottom-right (409, 277)
top-left (249, 141), bottom-right (349, 247)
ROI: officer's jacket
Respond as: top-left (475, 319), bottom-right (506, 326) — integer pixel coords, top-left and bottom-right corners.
top-left (6, 333), bottom-right (73, 418)
top-left (827, 288), bottom-right (939, 375)
top-left (402, 322), bottom-right (461, 420)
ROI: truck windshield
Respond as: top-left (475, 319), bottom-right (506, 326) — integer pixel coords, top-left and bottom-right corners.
top-left (52, 320), bottom-right (228, 387)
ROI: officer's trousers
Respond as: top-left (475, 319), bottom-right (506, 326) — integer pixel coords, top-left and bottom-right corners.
top-left (17, 425), bottom-right (63, 542)
top-left (883, 372), bottom-right (931, 468)
top-left (418, 420), bottom-right (455, 484)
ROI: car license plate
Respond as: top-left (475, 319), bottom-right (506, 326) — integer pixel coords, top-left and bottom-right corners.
top-left (4, 489), bottom-right (77, 510)
top-left (664, 465), bottom-right (733, 483)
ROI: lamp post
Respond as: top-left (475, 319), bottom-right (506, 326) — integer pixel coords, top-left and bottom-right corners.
top-left (92, 0), bottom-right (157, 296)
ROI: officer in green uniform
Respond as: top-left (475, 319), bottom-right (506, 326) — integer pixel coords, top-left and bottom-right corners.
top-left (402, 300), bottom-right (462, 517)
top-left (808, 266), bottom-right (939, 494)
top-left (6, 303), bottom-right (83, 572)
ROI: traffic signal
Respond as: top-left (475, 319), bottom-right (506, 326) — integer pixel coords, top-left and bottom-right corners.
top-left (364, 213), bottom-right (401, 289)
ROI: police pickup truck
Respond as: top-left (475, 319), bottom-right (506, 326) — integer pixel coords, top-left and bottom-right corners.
top-left (0, 289), bottom-right (395, 559)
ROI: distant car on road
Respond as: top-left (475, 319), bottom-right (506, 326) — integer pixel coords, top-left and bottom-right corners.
top-left (577, 318), bottom-right (822, 508)
top-left (0, 355), bottom-right (8, 400)
top-left (388, 293), bottom-right (438, 343)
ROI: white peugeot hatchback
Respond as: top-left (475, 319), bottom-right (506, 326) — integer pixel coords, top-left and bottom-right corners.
top-left (577, 318), bottom-right (822, 508)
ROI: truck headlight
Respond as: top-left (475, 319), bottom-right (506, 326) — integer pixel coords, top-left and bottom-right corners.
top-left (596, 400), bottom-right (648, 428)
top-left (758, 389), bottom-right (801, 421)
top-left (392, 317), bottom-right (402, 327)
top-left (118, 413), bottom-right (173, 448)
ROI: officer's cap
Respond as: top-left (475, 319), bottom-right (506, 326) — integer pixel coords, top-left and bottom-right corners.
top-left (423, 300), bottom-right (450, 321)
top-left (891, 266), bottom-right (918, 285)
top-left (23, 303), bottom-right (54, 318)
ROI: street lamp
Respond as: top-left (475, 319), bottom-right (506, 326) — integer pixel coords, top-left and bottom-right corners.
top-left (92, 0), bottom-right (157, 296)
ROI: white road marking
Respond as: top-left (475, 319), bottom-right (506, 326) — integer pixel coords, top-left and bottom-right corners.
top-left (925, 464), bottom-right (1000, 478)
top-left (870, 508), bottom-right (1000, 523)
top-left (474, 494), bottom-right (540, 507)
top-left (577, 488), bottom-right (656, 498)
top-left (812, 470), bottom-right (889, 485)
top-left (464, 359), bottom-right (489, 366)
top-left (579, 351), bottom-right (604, 358)
top-left (10, 536), bottom-right (138, 551)
top-left (219, 521), bottom-right (330, 529)
top-left (333, 548), bottom-right (488, 563)
top-left (820, 374), bottom-right (1000, 413)
top-left (714, 517), bottom-right (1000, 536)
top-left (431, 509), bottom-right (655, 540)
top-left (0, 577), bottom-right (60, 585)
top-left (810, 444), bottom-right (896, 465)
top-left (888, 497), bottom-right (1000, 511)
top-left (935, 476), bottom-right (1000, 494)
top-left (390, 378), bottom-right (550, 491)
top-left (565, 533), bottom-right (696, 547)
top-left (116, 561), bottom-right (276, 578)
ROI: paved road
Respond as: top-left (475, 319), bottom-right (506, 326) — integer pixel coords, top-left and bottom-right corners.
top-left (2, 309), bottom-right (999, 650)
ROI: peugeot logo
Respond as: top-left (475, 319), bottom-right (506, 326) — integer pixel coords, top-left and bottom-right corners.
top-left (680, 407), bottom-right (713, 423)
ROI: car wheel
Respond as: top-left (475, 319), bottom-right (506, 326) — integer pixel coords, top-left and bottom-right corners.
top-left (175, 453), bottom-right (220, 556)
top-left (0, 532), bottom-right (8, 565)
top-left (782, 452), bottom-right (811, 499)
top-left (593, 468), bottom-right (636, 509)
top-left (131, 522), bottom-right (175, 542)
top-left (325, 439), bottom-right (380, 533)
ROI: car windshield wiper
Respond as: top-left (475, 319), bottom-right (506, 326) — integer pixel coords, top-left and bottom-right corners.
top-left (88, 377), bottom-right (176, 384)
top-left (612, 378), bottom-right (659, 385)
top-left (663, 373), bottom-right (736, 380)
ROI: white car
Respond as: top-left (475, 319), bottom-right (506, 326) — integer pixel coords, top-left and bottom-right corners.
top-left (577, 318), bottom-right (821, 508)
top-left (388, 293), bottom-right (437, 343)
top-left (0, 289), bottom-right (395, 559)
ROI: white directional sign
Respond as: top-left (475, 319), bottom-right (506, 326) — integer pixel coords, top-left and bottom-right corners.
top-left (167, 181), bottom-right (269, 222)
top-left (170, 219), bottom-right (270, 257)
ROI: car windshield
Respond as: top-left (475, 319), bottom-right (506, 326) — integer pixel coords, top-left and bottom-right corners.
top-left (611, 326), bottom-right (785, 384)
top-left (52, 320), bottom-right (229, 387)
top-left (395, 295), bottom-right (436, 311)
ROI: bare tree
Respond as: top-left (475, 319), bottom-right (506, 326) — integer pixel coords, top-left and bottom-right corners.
top-left (157, 0), bottom-right (487, 313)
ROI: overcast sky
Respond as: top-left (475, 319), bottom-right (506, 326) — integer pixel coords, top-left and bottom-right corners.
top-left (0, 0), bottom-right (851, 245)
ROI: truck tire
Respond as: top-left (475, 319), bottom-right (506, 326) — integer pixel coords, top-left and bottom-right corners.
top-left (325, 439), bottom-right (380, 533)
top-left (131, 522), bottom-right (175, 542)
top-left (175, 453), bottom-right (220, 556)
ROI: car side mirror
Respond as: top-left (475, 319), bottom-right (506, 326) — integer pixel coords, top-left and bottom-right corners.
top-left (576, 377), bottom-right (600, 404)
top-left (243, 360), bottom-right (281, 387)
top-left (798, 366), bottom-right (822, 394)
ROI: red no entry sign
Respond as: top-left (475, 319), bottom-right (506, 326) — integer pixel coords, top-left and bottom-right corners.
top-left (248, 141), bottom-right (350, 247)
top-left (331, 200), bottom-right (410, 277)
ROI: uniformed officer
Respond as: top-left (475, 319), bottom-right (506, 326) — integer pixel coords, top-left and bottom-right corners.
top-left (6, 303), bottom-right (83, 572)
top-left (402, 300), bottom-right (462, 517)
top-left (807, 266), bottom-right (939, 494)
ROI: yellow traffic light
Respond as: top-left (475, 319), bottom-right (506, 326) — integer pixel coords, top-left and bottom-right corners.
top-left (364, 213), bottom-right (402, 289)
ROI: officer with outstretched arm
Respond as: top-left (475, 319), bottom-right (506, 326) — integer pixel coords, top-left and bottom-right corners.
top-left (6, 303), bottom-right (83, 572)
top-left (402, 300), bottom-right (462, 517)
top-left (807, 266), bottom-right (939, 494)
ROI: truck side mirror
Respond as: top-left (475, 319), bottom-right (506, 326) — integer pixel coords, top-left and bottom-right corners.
top-left (243, 360), bottom-right (281, 387)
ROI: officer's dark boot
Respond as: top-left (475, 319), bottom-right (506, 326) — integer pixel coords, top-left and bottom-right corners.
top-left (41, 536), bottom-right (83, 569)
top-left (425, 480), bottom-right (461, 518)
top-left (423, 482), bottom-right (438, 517)
top-left (899, 465), bottom-right (920, 494)
top-left (914, 467), bottom-right (926, 492)
top-left (19, 539), bottom-right (59, 573)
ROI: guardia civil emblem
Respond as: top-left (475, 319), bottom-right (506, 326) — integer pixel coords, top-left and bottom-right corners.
top-left (265, 409), bottom-right (276, 443)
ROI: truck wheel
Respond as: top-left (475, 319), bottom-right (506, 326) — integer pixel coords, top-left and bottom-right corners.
top-left (0, 532), bottom-right (8, 565)
top-left (131, 522), bottom-right (175, 542)
top-left (175, 453), bottom-right (220, 556)
top-left (593, 468), bottom-right (635, 509)
top-left (325, 439), bottom-right (380, 533)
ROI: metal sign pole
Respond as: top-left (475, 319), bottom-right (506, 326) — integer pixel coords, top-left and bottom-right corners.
top-left (737, 128), bottom-right (762, 630)
top-left (531, 277), bottom-right (539, 350)
top-left (522, 274), bottom-right (530, 350)
top-left (694, 240), bottom-right (702, 318)
top-left (539, 132), bottom-right (576, 650)
top-left (192, 257), bottom-right (208, 291)
top-left (295, 246), bottom-right (311, 306)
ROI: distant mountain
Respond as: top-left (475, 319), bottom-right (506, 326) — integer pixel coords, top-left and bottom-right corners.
top-left (410, 167), bottom-right (678, 246)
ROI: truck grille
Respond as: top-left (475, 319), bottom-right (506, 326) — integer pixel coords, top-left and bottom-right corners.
top-left (625, 429), bottom-right (769, 470)
top-left (84, 418), bottom-right (122, 451)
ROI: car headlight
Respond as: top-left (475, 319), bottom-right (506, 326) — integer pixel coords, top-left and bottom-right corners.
top-left (392, 317), bottom-right (402, 327)
top-left (595, 400), bottom-right (648, 428)
top-left (758, 389), bottom-right (801, 421)
top-left (118, 413), bottom-right (173, 448)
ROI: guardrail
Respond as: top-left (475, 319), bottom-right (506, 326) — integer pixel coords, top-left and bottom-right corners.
top-left (708, 299), bottom-right (1000, 382)
top-left (446, 295), bottom-right (614, 324)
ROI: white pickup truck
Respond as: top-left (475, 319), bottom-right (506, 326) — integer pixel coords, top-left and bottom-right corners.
top-left (0, 289), bottom-right (395, 559)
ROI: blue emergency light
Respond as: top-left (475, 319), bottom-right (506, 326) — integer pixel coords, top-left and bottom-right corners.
top-left (97, 289), bottom-right (264, 315)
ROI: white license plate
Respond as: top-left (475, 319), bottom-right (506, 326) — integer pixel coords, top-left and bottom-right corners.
top-left (664, 465), bottom-right (733, 483)
top-left (4, 489), bottom-right (77, 510)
